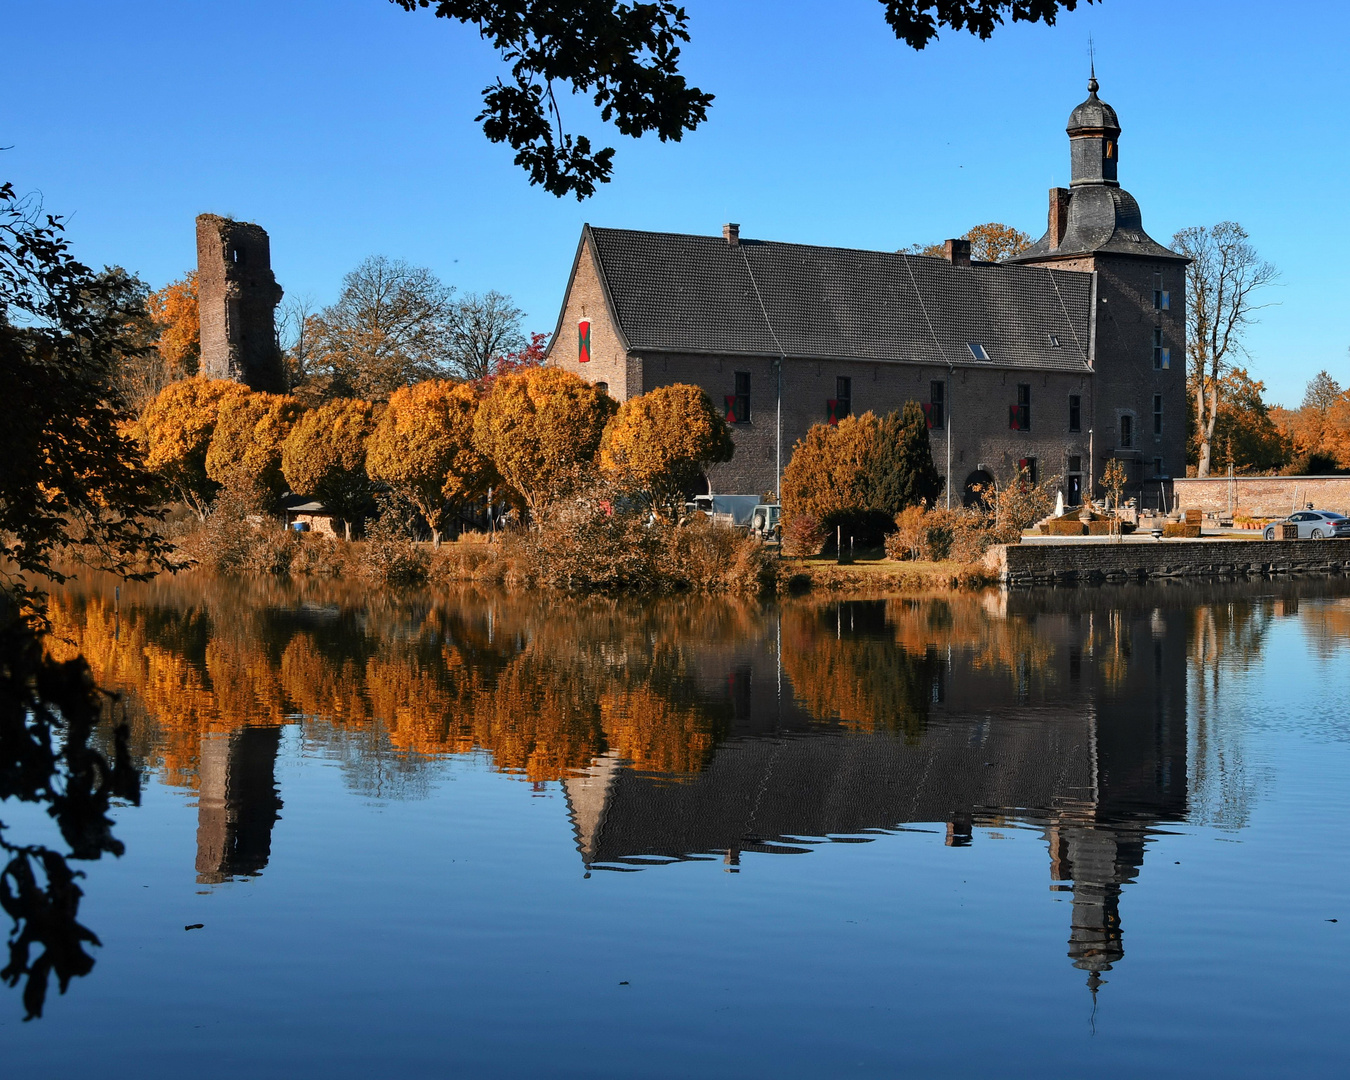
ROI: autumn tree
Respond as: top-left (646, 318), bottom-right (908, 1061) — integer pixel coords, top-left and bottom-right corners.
top-left (865, 401), bottom-right (944, 513)
top-left (780, 412), bottom-right (881, 534)
top-left (138, 377), bottom-right (251, 518)
top-left (366, 380), bottom-right (493, 545)
top-left (492, 331), bottom-right (549, 379)
top-left (281, 398), bottom-right (380, 539)
top-left (903, 222), bottom-right (1032, 261)
top-left (1173, 222), bottom-right (1278, 477)
top-left (205, 392), bottom-right (306, 499)
top-left (1194, 367), bottom-right (1289, 474)
top-left (472, 366), bottom-right (617, 521)
top-left (304, 256), bottom-right (454, 401)
top-left (598, 384), bottom-right (735, 521)
top-left (445, 290), bottom-right (527, 381)
top-left (146, 271), bottom-right (199, 375)
top-left (390, 0), bottom-right (1090, 199)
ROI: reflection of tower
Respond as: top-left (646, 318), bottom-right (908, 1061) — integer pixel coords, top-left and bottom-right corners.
top-left (562, 750), bottom-right (624, 870)
top-left (1048, 821), bottom-right (1148, 975)
top-left (195, 727), bottom-right (284, 884)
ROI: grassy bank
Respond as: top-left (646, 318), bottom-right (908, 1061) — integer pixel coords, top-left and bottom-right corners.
top-left (777, 553), bottom-right (998, 593)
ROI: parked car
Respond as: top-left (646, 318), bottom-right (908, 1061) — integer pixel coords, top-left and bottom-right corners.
top-left (749, 503), bottom-right (781, 541)
top-left (1263, 510), bottom-right (1350, 540)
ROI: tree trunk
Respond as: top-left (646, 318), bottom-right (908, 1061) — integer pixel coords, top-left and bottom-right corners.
top-left (432, 528), bottom-right (441, 549)
top-left (344, 519), bottom-right (352, 542)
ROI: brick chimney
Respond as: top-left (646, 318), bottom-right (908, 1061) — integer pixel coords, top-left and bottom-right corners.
top-left (943, 238), bottom-right (971, 267)
top-left (1048, 187), bottom-right (1070, 250)
top-left (723, 222), bottom-right (740, 246)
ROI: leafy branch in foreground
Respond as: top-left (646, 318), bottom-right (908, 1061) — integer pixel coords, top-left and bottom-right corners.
top-left (392, 1), bottom-right (1093, 198)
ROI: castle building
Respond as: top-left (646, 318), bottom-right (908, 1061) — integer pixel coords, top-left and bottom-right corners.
top-left (547, 78), bottom-right (1187, 507)
top-left (196, 213), bottom-right (287, 392)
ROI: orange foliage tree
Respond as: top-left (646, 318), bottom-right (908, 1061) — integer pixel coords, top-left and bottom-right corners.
top-left (146, 270), bottom-right (200, 380)
top-left (598, 383), bottom-right (734, 521)
top-left (280, 398), bottom-right (379, 539)
top-left (780, 412), bottom-right (880, 531)
top-left (472, 366), bottom-right (617, 520)
top-left (366, 379), bottom-right (493, 545)
top-left (205, 392), bottom-right (306, 499)
top-left (904, 222), bottom-right (1032, 261)
top-left (138, 377), bottom-right (250, 517)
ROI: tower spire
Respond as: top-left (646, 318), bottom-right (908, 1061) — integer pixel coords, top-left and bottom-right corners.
top-left (1088, 36), bottom-right (1098, 92)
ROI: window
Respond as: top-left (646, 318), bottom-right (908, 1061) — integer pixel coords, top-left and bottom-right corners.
top-left (1047, 333), bottom-right (1061, 348)
top-left (968, 342), bottom-right (991, 362)
top-left (726, 371), bottom-right (751, 423)
top-left (1120, 413), bottom-right (1134, 448)
top-left (1067, 455), bottom-right (1081, 474)
top-left (1010, 384), bottom-right (1031, 431)
top-left (929, 380), bottom-right (945, 430)
top-left (230, 246), bottom-right (243, 265)
top-left (1068, 394), bottom-right (1081, 432)
top-left (1153, 456), bottom-right (1165, 477)
top-left (827, 376), bottom-right (851, 424)
top-left (1153, 394), bottom-right (1163, 435)
top-left (1153, 327), bottom-right (1170, 369)
top-left (1154, 288), bottom-right (1170, 311)
top-left (1018, 457), bottom-right (1038, 485)
top-left (594, 381), bottom-right (609, 395)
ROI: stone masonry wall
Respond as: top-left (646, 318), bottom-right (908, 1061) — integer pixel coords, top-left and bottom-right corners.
top-left (993, 538), bottom-right (1350, 587)
top-left (1172, 477), bottom-right (1350, 518)
top-left (196, 214), bottom-right (285, 392)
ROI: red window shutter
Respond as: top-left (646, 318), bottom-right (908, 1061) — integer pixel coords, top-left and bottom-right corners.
top-left (1010, 406), bottom-right (1018, 430)
top-left (826, 399), bottom-right (839, 425)
top-left (725, 395), bottom-right (738, 423)
top-left (920, 402), bottom-right (933, 428)
top-left (577, 319), bottom-right (591, 363)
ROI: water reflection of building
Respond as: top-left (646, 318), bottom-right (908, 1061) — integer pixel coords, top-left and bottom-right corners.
top-left (563, 597), bottom-right (1189, 984)
top-left (195, 727), bottom-right (284, 884)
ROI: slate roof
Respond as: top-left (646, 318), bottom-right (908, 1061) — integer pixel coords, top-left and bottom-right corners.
top-left (576, 226), bottom-right (1094, 372)
top-left (1009, 185), bottom-right (1187, 264)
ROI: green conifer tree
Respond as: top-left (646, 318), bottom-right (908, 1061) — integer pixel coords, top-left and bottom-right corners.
top-left (866, 402), bottom-right (944, 514)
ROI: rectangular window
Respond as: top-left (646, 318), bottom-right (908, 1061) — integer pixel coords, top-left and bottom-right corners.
top-left (1068, 394), bottom-right (1081, 432)
top-left (1153, 288), bottom-right (1170, 310)
top-left (835, 376), bottom-right (851, 421)
top-left (1153, 393), bottom-right (1163, 435)
top-left (1068, 455), bottom-right (1081, 474)
top-left (1154, 456), bottom-right (1165, 477)
top-left (929, 380), bottom-right (945, 430)
top-left (1120, 413), bottom-right (1134, 448)
top-left (1047, 333), bottom-right (1061, 348)
top-left (1010, 384), bottom-right (1031, 431)
top-left (1018, 457), bottom-right (1038, 485)
top-left (968, 342), bottom-right (991, 362)
top-left (726, 372), bottom-right (751, 423)
top-left (1153, 327), bottom-right (1164, 369)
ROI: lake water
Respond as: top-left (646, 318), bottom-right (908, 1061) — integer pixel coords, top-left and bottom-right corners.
top-left (5, 574), bottom-right (1349, 1077)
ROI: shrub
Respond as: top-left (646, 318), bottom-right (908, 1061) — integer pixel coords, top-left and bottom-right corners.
top-left (356, 499), bottom-right (431, 586)
top-left (781, 512), bottom-right (826, 558)
top-left (1162, 523), bottom-right (1202, 538)
top-left (1044, 518), bottom-right (1087, 536)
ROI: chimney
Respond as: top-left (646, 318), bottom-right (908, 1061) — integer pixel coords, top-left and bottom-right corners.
top-left (723, 222), bottom-right (740, 246)
top-left (943, 238), bottom-right (971, 267)
top-left (1048, 187), bottom-right (1070, 250)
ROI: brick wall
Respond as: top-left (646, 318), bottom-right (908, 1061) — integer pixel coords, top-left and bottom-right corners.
top-left (1172, 477), bottom-right (1350, 518)
top-left (992, 538), bottom-right (1350, 586)
top-left (195, 214), bottom-right (285, 392)
top-left (547, 236), bottom-right (636, 400)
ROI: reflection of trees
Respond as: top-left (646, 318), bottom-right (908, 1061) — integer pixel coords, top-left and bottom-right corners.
top-left (46, 579), bottom-right (741, 789)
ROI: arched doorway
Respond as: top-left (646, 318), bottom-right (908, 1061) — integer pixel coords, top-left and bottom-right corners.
top-left (963, 470), bottom-right (995, 508)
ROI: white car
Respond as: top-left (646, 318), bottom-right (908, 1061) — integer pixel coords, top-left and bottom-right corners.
top-left (1263, 510), bottom-right (1350, 540)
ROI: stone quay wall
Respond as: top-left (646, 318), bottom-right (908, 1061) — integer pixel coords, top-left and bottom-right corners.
top-left (991, 538), bottom-right (1350, 587)
top-left (1171, 476), bottom-right (1350, 518)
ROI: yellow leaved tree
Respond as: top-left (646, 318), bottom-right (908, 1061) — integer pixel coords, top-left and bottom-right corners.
top-left (366, 379), bottom-right (493, 545)
top-left (138, 377), bottom-right (251, 518)
top-left (146, 270), bottom-right (200, 379)
top-left (472, 367), bottom-right (616, 521)
top-left (205, 392), bottom-right (306, 499)
top-left (280, 398), bottom-right (379, 539)
top-left (598, 383), bottom-right (734, 522)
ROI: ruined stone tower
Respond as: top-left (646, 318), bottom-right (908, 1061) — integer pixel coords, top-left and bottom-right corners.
top-left (196, 214), bottom-right (286, 391)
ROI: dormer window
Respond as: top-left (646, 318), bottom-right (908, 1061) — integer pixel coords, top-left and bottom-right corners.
top-left (967, 342), bottom-right (991, 362)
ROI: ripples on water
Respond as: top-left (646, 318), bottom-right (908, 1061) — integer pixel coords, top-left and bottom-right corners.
top-left (7, 575), bottom-right (1350, 1077)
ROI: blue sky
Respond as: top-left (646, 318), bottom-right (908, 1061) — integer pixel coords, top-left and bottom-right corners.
top-left (5, 0), bottom-right (1345, 406)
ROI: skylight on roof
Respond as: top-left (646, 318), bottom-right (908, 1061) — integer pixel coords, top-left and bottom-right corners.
top-left (967, 342), bottom-right (991, 362)
top-left (1048, 333), bottom-right (1062, 348)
